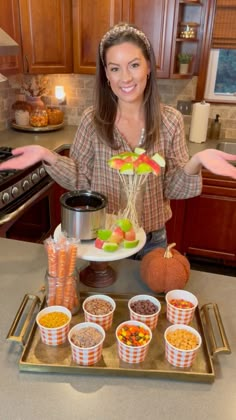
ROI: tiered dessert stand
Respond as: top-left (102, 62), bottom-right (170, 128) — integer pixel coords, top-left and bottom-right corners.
top-left (54, 224), bottom-right (146, 288)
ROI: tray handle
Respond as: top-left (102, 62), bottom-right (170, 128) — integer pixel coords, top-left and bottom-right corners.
top-left (6, 294), bottom-right (43, 346)
top-left (201, 302), bottom-right (231, 356)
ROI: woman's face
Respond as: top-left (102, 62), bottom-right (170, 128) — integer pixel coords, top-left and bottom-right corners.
top-left (105, 42), bottom-right (150, 106)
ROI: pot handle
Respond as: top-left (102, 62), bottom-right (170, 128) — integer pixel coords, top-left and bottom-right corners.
top-left (6, 294), bottom-right (44, 347)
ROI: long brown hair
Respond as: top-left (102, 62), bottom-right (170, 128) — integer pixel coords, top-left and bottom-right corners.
top-left (93, 23), bottom-right (161, 150)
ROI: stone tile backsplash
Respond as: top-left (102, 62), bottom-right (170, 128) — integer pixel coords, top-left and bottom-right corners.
top-left (0, 73), bottom-right (235, 140)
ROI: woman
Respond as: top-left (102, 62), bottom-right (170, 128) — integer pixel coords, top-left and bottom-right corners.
top-left (1, 23), bottom-right (236, 258)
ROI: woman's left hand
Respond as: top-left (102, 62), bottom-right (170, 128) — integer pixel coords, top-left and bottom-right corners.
top-left (185, 149), bottom-right (236, 179)
top-left (196, 149), bottom-right (236, 179)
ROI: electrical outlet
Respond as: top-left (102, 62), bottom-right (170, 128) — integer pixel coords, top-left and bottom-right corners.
top-left (177, 100), bottom-right (192, 115)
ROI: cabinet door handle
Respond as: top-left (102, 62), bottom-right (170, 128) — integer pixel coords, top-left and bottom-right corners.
top-left (24, 55), bottom-right (29, 73)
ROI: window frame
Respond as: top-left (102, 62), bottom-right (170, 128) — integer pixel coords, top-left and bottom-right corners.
top-left (204, 49), bottom-right (236, 104)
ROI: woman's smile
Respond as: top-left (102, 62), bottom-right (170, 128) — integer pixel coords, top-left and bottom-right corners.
top-left (120, 84), bottom-right (136, 93)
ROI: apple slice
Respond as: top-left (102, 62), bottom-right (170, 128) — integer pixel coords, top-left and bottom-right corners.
top-left (123, 155), bottom-right (138, 163)
top-left (97, 229), bottom-right (112, 240)
top-left (109, 154), bottom-right (124, 161)
top-left (124, 228), bottom-right (136, 241)
top-left (123, 239), bottom-right (139, 248)
top-left (102, 242), bottom-right (119, 252)
top-left (134, 154), bottom-right (160, 175)
top-left (120, 162), bottom-right (134, 174)
top-left (134, 147), bottom-right (146, 155)
top-left (116, 218), bottom-right (133, 232)
top-left (119, 151), bottom-right (138, 159)
top-left (135, 162), bottom-right (153, 174)
top-left (95, 238), bottom-right (105, 249)
top-left (107, 231), bottom-right (124, 244)
top-left (151, 152), bottom-right (166, 168)
top-left (113, 226), bottom-right (124, 236)
top-left (109, 152), bottom-right (138, 161)
top-left (108, 158), bottom-right (126, 170)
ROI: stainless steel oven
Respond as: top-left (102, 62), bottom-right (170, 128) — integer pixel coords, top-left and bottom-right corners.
top-left (0, 146), bottom-right (61, 243)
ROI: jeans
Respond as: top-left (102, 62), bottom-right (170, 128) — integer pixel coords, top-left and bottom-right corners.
top-left (131, 227), bottom-right (167, 260)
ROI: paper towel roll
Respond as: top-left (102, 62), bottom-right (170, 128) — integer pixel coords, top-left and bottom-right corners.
top-left (189, 101), bottom-right (210, 143)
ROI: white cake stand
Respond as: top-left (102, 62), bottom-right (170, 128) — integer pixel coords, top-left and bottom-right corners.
top-left (54, 224), bottom-right (146, 288)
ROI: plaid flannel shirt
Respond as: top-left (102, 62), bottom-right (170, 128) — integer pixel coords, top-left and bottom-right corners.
top-left (45, 105), bottom-right (202, 234)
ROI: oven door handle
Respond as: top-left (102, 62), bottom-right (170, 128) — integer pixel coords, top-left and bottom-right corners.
top-left (0, 179), bottom-right (55, 226)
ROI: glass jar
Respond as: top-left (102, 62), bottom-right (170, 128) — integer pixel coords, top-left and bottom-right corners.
top-left (45, 269), bottom-right (80, 315)
top-left (47, 107), bottom-right (64, 125)
top-left (30, 109), bottom-right (48, 127)
top-left (15, 110), bottom-right (30, 126)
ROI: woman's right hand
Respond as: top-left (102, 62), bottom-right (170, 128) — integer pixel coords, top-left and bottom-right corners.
top-left (0, 145), bottom-right (56, 170)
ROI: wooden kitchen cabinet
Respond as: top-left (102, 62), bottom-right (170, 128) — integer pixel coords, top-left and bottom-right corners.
top-left (0, 0), bottom-right (23, 74)
top-left (53, 182), bottom-right (67, 228)
top-left (73, 0), bottom-right (123, 74)
top-left (182, 171), bottom-right (236, 264)
top-left (122, 0), bottom-right (175, 78)
top-left (0, 0), bottom-right (73, 75)
top-left (166, 199), bottom-right (186, 251)
top-left (170, 0), bottom-right (215, 79)
top-left (73, 0), bottom-right (175, 78)
top-left (19, 0), bottom-right (73, 74)
top-left (166, 170), bottom-right (236, 265)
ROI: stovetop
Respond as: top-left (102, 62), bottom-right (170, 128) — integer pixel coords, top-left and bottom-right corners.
top-left (0, 147), bottom-right (17, 185)
top-left (0, 146), bottom-right (48, 211)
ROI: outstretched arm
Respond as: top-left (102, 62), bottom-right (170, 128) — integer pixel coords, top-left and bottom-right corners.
top-left (0, 145), bottom-right (57, 170)
top-left (184, 149), bottom-right (236, 179)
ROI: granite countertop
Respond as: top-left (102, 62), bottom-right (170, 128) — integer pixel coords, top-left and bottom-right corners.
top-left (0, 237), bottom-right (235, 420)
top-left (0, 125), bottom-right (77, 151)
top-left (0, 124), bottom-right (226, 155)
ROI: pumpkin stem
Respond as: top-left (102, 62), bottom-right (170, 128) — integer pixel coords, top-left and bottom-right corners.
top-left (164, 243), bottom-right (176, 258)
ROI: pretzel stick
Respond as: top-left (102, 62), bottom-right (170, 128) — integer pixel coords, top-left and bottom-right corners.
top-left (45, 240), bottom-right (57, 305)
top-left (67, 243), bottom-right (78, 276)
top-left (46, 241), bottom-right (57, 276)
top-left (63, 243), bottom-right (78, 309)
top-left (55, 246), bottom-right (66, 305)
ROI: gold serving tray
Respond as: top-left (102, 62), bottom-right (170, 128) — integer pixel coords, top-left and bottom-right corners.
top-left (7, 293), bottom-right (231, 383)
top-left (11, 121), bottom-right (64, 132)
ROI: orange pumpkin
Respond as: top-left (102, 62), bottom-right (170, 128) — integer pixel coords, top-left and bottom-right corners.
top-left (140, 243), bottom-right (190, 293)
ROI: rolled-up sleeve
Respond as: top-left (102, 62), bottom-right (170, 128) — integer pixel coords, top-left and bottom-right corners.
top-left (44, 109), bottom-right (95, 191)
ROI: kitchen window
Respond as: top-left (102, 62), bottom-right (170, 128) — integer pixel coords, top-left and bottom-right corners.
top-left (204, 49), bottom-right (236, 103)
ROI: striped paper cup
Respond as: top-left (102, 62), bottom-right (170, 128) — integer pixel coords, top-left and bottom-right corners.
top-left (164, 324), bottom-right (202, 368)
top-left (128, 294), bottom-right (161, 330)
top-left (82, 294), bottom-right (116, 331)
top-left (36, 305), bottom-right (72, 346)
top-left (116, 320), bottom-right (152, 364)
top-left (165, 289), bottom-right (198, 325)
top-left (68, 322), bottom-right (105, 366)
